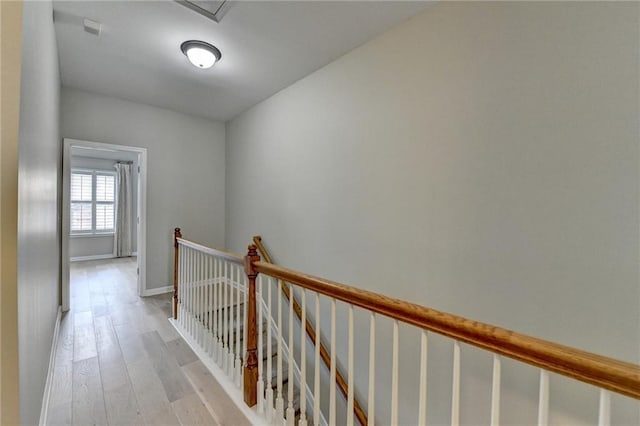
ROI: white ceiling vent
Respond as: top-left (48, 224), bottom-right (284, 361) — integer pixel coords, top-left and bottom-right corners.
top-left (83, 18), bottom-right (101, 36)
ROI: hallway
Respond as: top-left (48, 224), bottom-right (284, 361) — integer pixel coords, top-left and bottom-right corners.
top-left (47, 257), bottom-right (250, 425)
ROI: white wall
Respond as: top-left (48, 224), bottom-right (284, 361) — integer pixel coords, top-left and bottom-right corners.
top-left (61, 87), bottom-right (226, 290)
top-left (69, 155), bottom-right (139, 260)
top-left (226, 2), bottom-right (639, 424)
top-left (17, 0), bottom-right (61, 423)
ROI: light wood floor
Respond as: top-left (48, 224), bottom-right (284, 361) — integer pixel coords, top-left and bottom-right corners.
top-left (47, 257), bottom-right (250, 426)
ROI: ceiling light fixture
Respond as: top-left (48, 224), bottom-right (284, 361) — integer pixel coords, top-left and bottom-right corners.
top-left (180, 40), bottom-right (221, 69)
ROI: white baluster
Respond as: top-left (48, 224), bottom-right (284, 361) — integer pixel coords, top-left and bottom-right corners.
top-left (286, 284), bottom-right (295, 426)
top-left (228, 261), bottom-right (233, 377)
top-left (266, 277), bottom-right (274, 422)
top-left (178, 244), bottom-right (184, 326)
top-left (299, 289), bottom-right (308, 426)
top-left (228, 264), bottom-right (235, 379)
top-left (258, 275), bottom-right (265, 414)
top-left (391, 320), bottom-right (399, 426)
top-left (194, 252), bottom-right (200, 344)
top-left (204, 254), bottom-right (210, 352)
top-left (329, 298), bottom-right (336, 426)
top-left (491, 355), bottom-right (501, 426)
top-left (221, 259), bottom-right (226, 363)
top-left (598, 389), bottom-right (610, 426)
top-left (218, 260), bottom-right (227, 370)
top-left (219, 260), bottom-right (225, 366)
top-left (213, 258), bottom-right (219, 361)
top-left (227, 261), bottom-right (233, 376)
top-left (184, 247), bottom-right (191, 333)
top-left (368, 313), bottom-right (376, 426)
top-left (191, 249), bottom-right (196, 336)
top-left (347, 304), bottom-right (354, 426)
top-left (235, 264), bottom-right (242, 388)
top-left (201, 254), bottom-right (206, 347)
top-left (197, 251), bottom-right (203, 346)
top-left (231, 264), bottom-right (238, 380)
top-left (418, 330), bottom-right (427, 426)
top-left (451, 341), bottom-right (460, 426)
top-left (211, 257), bottom-right (220, 363)
top-left (208, 255), bottom-right (214, 357)
top-left (537, 370), bottom-right (549, 426)
top-left (181, 245), bottom-right (186, 326)
top-left (192, 249), bottom-right (196, 337)
top-left (188, 248), bottom-right (194, 336)
top-left (313, 293), bottom-right (321, 426)
top-left (182, 245), bottom-right (187, 325)
top-left (275, 280), bottom-right (284, 423)
top-left (201, 253), bottom-right (206, 347)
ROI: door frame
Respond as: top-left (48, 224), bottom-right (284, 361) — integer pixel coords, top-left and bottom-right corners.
top-left (61, 138), bottom-right (148, 311)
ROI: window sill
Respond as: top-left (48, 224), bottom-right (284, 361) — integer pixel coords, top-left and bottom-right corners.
top-left (70, 233), bottom-right (115, 238)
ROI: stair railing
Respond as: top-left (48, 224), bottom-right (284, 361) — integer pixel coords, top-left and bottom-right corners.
top-left (172, 228), bottom-right (326, 426)
top-left (172, 228), bottom-right (249, 392)
top-left (172, 228), bottom-right (640, 426)
top-left (241, 246), bottom-right (640, 426)
top-left (253, 235), bottom-right (368, 426)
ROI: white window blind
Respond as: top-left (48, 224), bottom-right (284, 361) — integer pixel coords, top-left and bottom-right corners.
top-left (71, 170), bottom-right (116, 234)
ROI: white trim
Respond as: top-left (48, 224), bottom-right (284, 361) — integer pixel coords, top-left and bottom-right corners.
top-left (62, 138), bottom-right (148, 311)
top-left (142, 285), bottom-right (173, 297)
top-left (132, 251), bottom-right (138, 256)
top-left (39, 306), bottom-right (62, 426)
top-left (169, 318), bottom-right (266, 426)
top-left (70, 254), bottom-right (115, 262)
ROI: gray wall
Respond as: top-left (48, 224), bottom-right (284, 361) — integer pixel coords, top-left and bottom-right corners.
top-left (17, 0), bottom-right (61, 423)
top-left (226, 2), bottom-right (639, 424)
top-left (69, 155), bottom-right (139, 259)
top-left (61, 87), bottom-right (226, 290)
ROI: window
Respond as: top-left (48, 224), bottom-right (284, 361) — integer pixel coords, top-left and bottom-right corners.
top-left (71, 170), bottom-right (116, 234)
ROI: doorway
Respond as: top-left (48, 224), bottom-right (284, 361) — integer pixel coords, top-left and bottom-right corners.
top-left (61, 138), bottom-right (147, 311)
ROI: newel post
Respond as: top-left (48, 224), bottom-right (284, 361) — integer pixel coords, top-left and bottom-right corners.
top-left (173, 227), bottom-right (182, 320)
top-left (243, 244), bottom-right (260, 407)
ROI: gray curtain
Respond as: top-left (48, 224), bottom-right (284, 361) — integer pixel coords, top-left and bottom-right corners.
top-left (114, 162), bottom-right (133, 257)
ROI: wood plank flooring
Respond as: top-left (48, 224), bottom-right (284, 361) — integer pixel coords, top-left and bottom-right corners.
top-left (47, 257), bottom-right (250, 426)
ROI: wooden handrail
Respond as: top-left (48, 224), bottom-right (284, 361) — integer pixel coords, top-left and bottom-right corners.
top-left (251, 260), bottom-right (640, 400)
top-left (253, 236), bottom-right (368, 426)
top-left (177, 237), bottom-right (244, 265)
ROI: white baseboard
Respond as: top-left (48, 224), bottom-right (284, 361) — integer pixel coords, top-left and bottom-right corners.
top-left (70, 253), bottom-right (114, 262)
top-left (142, 285), bottom-right (173, 296)
top-left (39, 306), bottom-right (62, 426)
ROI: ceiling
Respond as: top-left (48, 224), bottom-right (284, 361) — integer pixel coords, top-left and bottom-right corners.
top-left (53, 1), bottom-right (432, 122)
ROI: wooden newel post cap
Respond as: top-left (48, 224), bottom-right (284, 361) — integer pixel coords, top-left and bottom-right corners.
top-left (174, 228), bottom-right (182, 247)
top-left (245, 244), bottom-right (260, 277)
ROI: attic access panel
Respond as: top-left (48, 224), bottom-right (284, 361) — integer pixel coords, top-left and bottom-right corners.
top-left (175, 1), bottom-right (232, 23)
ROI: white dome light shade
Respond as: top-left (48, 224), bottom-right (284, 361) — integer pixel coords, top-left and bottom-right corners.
top-left (180, 40), bottom-right (221, 69)
top-left (186, 47), bottom-right (216, 68)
